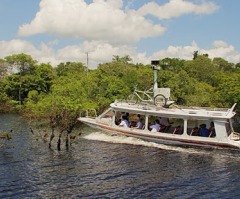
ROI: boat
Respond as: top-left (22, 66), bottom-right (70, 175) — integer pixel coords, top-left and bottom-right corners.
top-left (79, 101), bottom-right (240, 149)
top-left (78, 61), bottom-right (240, 150)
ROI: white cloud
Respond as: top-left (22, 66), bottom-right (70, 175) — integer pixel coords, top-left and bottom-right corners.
top-left (0, 40), bottom-right (37, 56)
top-left (17, 0), bottom-right (165, 44)
top-left (56, 40), bottom-right (142, 68)
top-left (151, 41), bottom-right (199, 60)
top-left (137, 0), bottom-right (219, 19)
top-left (203, 40), bottom-right (240, 63)
top-left (0, 39), bottom-right (143, 69)
top-left (104, 0), bottom-right (123, 9)
top-left (150, 40), bottom-right (240, 64)
top-left (1, 39), bottom-right (240, 69)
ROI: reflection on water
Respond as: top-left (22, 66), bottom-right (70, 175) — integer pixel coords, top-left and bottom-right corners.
top-left (1, 114), bottom-right (240, 198)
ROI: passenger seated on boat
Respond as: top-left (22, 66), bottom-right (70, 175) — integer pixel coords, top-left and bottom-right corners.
top-left (208, 122), bottom-right (216, 137)
top-left (131, 116), bottom-right (143, 129)
top-left (160, 117), bottom-right (170, 126)
top-left (125, 112), bottom-right (130, 122)
top-left (119, 115), bottom-right (129, 128)
top-left (190, 127), bottom-right (199, 136)
top-left (150, 119), bottom-right (160, 132)
top-left (159, 117), bottom-right (169, 130)
top-left (199, 124), bottom-right (209, 137)
top-left (120, 112), bottom-right (129, 121)
top-left (159, 117), bottom-right (172, 132)
top-left (159, 125), bottom-right (167, 132)
top-left (172, 125), bottom-right (181, 134)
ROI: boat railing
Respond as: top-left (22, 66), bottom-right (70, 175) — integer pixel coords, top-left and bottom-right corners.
top-left (80, 109), bottom-right (97, 118)
top-left (114, 99), bottom-right (229, 112)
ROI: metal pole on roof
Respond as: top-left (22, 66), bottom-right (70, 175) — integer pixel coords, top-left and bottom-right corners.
top-left (151, 60), bottom-right (160, 96)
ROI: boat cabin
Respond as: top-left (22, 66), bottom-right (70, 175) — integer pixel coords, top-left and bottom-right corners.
top-left (94, 101), bottom-right (240, 146)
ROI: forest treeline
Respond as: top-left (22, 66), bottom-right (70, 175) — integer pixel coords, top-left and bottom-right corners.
top-left (1, 53), bottom-right (240, 139)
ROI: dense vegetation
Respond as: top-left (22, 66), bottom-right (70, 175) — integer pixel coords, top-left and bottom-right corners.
top-left (1, 53), bottom-right (240, 148)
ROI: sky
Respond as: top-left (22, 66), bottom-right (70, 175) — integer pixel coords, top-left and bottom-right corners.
top-left (0, 0), bottom-right (239, 69)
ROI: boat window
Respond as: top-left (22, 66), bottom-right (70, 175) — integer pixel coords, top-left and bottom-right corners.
top-left (102, 110), bottom-right (113, 118)
top-left (129, 114), bottom-right (144, 129)
top-left (226, 120), bottom-right (231, 136)
top-left (187, 119), bottom-right (216, 138)
top-left (169, 118), bottom-right (184, 135)
top-left (147, 116), bottom-right (184, 134)
top-left (115, 111), bottom-right (126, 125)
top-left (114, 112), bottom-right (144, 129)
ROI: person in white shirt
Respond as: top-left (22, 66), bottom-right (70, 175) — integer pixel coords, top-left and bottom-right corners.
top-left (150, 119), bottom-right (160, 132)
top-left (119, 115), bottom-right (129, 128)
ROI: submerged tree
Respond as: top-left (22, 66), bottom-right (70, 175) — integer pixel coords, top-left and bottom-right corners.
top-left (25, 65), bottom-right (92, 150)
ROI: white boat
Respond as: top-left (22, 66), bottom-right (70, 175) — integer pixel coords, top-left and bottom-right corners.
top-left (78, 101), bottom-right (240, 150)
top-left (79, 61), bottom-right (240, 150)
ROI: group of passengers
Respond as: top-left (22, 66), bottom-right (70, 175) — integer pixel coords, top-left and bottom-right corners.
top-left (191, 122), bottom-right (215, 137)
top-left (118, 113), bottom-right (144, 129)
top-left (118, 113), bottom-right (171, 133)
top-left (149, 117), bottom-right (170, 132)
top-left (117, 113), bottom-right (216, 137)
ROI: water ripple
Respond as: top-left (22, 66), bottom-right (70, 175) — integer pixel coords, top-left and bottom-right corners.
top-left (1, 115), bottom-right (240, 198)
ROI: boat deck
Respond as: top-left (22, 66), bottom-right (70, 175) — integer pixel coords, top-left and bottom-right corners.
top-left (111, 100), bottom-right (236, 119)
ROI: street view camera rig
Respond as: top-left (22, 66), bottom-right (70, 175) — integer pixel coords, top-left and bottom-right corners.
top-left (151, 60), bottom-right (160, 71)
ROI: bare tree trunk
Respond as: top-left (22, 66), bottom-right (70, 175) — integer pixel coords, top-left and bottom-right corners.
top-left (49, 128), bottom-right (55, 148)
top-left (57, 129), bottom-right (64, 151)
top-left (57, 136), bottom-right (61, 151)
top-left (65, 134), bottom-right (69, 150)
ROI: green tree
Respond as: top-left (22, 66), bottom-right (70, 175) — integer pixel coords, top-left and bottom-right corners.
top-left (5, 53), bottom-right (37, 75)
top-left (56, 62), bottom-right (87, 76)
top-left (4, 54), bottom-right (38, 104)
top-left (112, 55), bottom-right (132, 63)
top-left (216, 73), bottom-right (240, 108)
top-left (35, 63), bottom-right (56, 93)
top-left (25, 69), bottom-right (91, 149)
top-left (235, 63), bottom-right (240, 70)
top-left (160, 58), bottom-right (184, 72)
top-left (0, 59), bottom-right (8, 81)
top-left (213, 57), bottom-right (234, 72)
top-left (183, 55), bottom-right (218, 86)
top-left (2, 56), bottom-right (55, 105)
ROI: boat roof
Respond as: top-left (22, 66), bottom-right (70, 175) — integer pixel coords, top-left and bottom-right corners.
top-left (110, 101), bottom-right (236, 120)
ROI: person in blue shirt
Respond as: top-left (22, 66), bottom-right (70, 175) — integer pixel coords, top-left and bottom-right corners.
top-left (131, 115), bottom-right (143, 129)
top-left (199, 124), bottom-right (209, 137)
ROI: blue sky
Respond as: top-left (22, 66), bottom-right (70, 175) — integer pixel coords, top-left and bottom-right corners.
top-left (0, 0), bottom-right (239, 69)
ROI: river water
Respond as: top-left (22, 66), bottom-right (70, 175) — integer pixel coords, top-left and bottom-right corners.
top-left (1, 114), bottom-right (240, 199)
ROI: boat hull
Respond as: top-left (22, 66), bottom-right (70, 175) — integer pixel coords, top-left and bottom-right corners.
top-left (79, 118), bottom-right (240, 150)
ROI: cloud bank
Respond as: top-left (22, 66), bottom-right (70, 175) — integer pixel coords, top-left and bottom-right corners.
top-left (1, 39), bottom-right (239, 69)
top-left (0, 0), bottom-right (239, 68)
